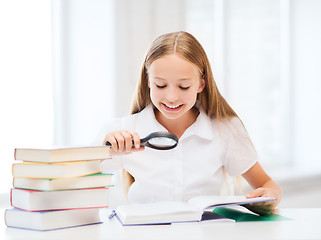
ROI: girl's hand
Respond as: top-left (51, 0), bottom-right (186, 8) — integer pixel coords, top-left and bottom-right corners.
top-left (103, 130), bottom-right (145, 155)
top-left (244, 187), bottom-right (280, 215)
top-left (242, 163), bottom-right (282, 215)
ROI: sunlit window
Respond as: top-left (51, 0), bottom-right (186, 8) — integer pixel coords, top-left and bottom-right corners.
top-left (0, 0), bottom-right (53, 193)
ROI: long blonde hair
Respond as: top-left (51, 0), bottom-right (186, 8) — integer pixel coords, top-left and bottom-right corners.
top-left (123, 31), bottom-right (238, 194)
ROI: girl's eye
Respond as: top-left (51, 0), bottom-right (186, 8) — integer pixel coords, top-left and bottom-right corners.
top-left (180, 86), bottom-right (190, 90)
top-left (156, 84), bottom-right (166, 89)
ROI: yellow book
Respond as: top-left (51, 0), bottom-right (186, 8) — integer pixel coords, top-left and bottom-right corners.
top-left (12, 160), bottom-right (101, 179)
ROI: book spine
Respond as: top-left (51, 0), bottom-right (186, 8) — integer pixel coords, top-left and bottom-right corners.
top-left (4, 209), bottom-right (8, 227)
top-left (9, 189), bottom-right (13, 207)
top-left (11, 187), bottom-right (110, 211)
top-left (13, 149), bottom-right (17, 161)
top-left (12, 205), bottom-right (109, 212)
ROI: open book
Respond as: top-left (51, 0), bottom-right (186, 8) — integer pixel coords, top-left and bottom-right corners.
top-left (114, 196), bottom-right (275, 226)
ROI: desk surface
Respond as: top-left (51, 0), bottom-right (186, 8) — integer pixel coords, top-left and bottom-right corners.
top-left (1, 208), bottom-right (321, 240)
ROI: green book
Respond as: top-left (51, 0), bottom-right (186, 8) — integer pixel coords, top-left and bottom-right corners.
top-left (13, 173), bottom-right (113, 191)
top-left (213, 207), bottom-right (291, 222)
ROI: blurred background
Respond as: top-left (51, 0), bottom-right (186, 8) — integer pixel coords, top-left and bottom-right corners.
top-left (0, 0), bottom-right (320, 208)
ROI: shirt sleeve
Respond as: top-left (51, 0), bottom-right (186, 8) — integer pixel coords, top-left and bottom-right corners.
top-left (223, 117), bottom-right (258, 176)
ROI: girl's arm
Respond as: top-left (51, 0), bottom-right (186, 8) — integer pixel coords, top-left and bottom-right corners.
top-left (242, 162), bottom-right (282, 215)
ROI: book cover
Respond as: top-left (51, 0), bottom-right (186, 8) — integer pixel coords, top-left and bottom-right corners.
top-left (12, 160), bottom-right (101, 179)
top-left (212, 207), bottom-right (291, 222)
top-left (14, 146), bottom-right (110, 163)
top-left (13, 173), bottom-right (113, 191)
top-left (11, 187), bottom-right (110, 211)
top-left (5, 208), bottom-right (104, 231)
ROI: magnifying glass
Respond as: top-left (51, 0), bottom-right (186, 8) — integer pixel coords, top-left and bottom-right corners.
top-left (105, 131), bottom-right (178, 150)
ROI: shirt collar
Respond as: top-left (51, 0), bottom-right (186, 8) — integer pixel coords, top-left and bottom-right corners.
top-left (136, 104), bottom-right (214, 141)
top-left (136, 105), bottom-right (168, 137)
top-left (181, 106), bottom-right (214, 141)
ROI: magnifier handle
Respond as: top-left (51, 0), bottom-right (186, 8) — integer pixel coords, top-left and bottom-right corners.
top-left (139, 137), bottom-right (149, 146)
top-left (105, 140), bottom-right (138, 147)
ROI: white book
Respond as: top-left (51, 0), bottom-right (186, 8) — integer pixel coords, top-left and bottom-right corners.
top-left (14, 146), bottom-right (111, 163)
top-left (13, 173), bottom-right (113, 191)
top-left (5, 208), bottom-right (104, 231)
top-left (11, 187), bottom-right (110, 211)
top-left (114, 196), bottom-right (275, 225)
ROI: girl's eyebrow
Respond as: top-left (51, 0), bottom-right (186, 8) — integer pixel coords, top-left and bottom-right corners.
top-left (153, 77), bottom-right (193, 81)
top-left (153, 77), bottom-right (166, 80)
top-left (176, 78), bottom-right (194, 83)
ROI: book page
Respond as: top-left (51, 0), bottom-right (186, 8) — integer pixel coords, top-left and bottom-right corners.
top-left (188, 196), bottom-right (275, 211)
top-left (188, 196), bottom-right (247, 211)
top-left (118, 201), bottom-right (200, 217)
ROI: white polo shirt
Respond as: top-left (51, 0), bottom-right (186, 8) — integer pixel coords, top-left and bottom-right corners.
top-left (101, 104), bottom-right (258, 204)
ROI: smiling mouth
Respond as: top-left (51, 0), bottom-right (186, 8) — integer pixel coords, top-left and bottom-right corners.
top-left (162, 103), bottom-right (183, 111)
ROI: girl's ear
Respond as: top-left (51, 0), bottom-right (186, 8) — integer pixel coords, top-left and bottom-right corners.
top-left (198, 77), bottom-right (205, 93)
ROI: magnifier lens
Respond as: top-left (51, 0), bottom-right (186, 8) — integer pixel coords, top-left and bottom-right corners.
top-left (148, 137), bottom-right (177, 147)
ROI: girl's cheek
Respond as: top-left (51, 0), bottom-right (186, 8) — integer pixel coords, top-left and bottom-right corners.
top-left (151, 88), bottom-right (163, 100)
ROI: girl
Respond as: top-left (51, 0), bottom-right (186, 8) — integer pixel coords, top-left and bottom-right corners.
top-left (102, 31), bottom-right (281, 215)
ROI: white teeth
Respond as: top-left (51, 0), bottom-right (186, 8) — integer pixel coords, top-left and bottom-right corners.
top-left (165, 104), bottom-right (181, 109)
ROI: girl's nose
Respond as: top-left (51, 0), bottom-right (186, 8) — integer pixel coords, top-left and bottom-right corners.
top-left (166, 86), bottom-right (179, 102)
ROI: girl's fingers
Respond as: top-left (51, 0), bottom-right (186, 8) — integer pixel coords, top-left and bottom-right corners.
top-left (246, 188), bottom-right (265, 198)
top-left (118, 130), bottom-right (133, 152)
top-left (114, 131), bottom-right (126, 152)
top-left (245, 187), bottom-right (278, 210)
top-left (104, 130), bottom-right (144, 154)
top-left (104, 134), bottom-right (118, 150)
top-left (132, 132), bottom-right (141, 149)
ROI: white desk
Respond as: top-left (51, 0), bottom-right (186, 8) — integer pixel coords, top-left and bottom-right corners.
top-left (1, 208), bottom-right (320, 240)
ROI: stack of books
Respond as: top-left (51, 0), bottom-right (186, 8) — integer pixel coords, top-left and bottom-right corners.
top-left (5, 146), bottom-right (112, 231)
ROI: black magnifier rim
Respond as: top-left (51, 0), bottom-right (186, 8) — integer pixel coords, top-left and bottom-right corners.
top-left (140, 132), bottom-right (178, 150)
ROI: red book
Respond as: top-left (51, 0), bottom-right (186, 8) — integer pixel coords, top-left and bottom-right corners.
top-left (11, 187), bottom-right (109, 211)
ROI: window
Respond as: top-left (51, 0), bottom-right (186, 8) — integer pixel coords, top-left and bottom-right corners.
top-left (0, 0), bottom-right (53, 193)
top-left (186, 0), bottom-right (321, 176)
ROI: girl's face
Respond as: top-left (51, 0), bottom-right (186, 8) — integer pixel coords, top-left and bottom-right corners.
top-left (148, 54), bottom-right (205, 121)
